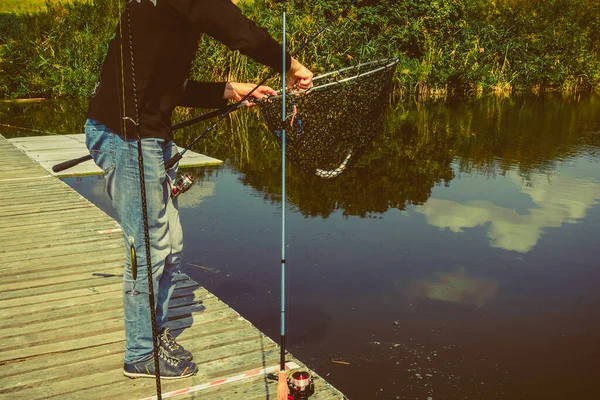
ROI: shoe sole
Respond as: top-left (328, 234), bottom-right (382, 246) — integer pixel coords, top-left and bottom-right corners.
top-left (123, 368), bottom-right (197, 380)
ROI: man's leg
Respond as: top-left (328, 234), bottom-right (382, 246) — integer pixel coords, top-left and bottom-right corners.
top-left (113, 136), bottom-right (178, 362)
top-left (151, 141), bottom-right (194, 361)
top-left (155, 140), bottom-right (183, 332)
top-left (87, 124), bottom-right (195, 377)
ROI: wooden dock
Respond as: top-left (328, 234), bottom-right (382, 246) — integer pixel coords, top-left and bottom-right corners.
top-left (0, 134), bottom-right (344, 400)
top-left (7, 134), bottom-right (223, 177)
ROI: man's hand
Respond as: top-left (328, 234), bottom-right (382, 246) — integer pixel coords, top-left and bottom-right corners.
top-left (287, 57), bottom-right (313, 90)
top-left (224, 82), bottom-right (277, 106)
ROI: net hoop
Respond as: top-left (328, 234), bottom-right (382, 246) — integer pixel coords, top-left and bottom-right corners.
top-left (265, 58), bottom-right (400, 100)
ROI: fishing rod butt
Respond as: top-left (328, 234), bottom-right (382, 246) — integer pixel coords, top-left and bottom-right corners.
top-left (52, 154), bottom-right (93, 173)
top-left (165, 153), bottom-right (182, 171)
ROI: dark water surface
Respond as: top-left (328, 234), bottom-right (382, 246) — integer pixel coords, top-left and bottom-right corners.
top-left (3, 94), bottom-right (599, 399)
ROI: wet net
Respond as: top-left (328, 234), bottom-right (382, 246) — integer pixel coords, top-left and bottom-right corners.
top-left (257, 58), bottom-right (398, 179)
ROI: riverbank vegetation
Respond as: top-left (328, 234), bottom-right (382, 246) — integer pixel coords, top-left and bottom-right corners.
top-left (0, 0), bottom-right (599, 99)
top-left (0, 0), bottom-right (70, 14)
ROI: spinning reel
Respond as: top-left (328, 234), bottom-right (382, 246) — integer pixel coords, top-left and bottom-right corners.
top-left (171, 174), bottom-right (194, 198)
top-left (288, 370), bottom-right (314, 399)
top-left (268, 370), bottom-right (314, 399)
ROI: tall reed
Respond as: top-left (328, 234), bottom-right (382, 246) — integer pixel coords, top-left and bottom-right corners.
top-left (0, 0), bottom-right (598, 99)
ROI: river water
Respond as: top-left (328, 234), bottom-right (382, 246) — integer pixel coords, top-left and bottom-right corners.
top-left (2, 94), bottom-right (599, 399)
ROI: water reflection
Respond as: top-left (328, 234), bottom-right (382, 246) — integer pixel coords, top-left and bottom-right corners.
top-left (406, 266), bottom-right (499, 308)
top-left (176, 179), bottom-right (216, 209)
top-left (226, 94), bottom-right (600, 221)
top-left (0, 99), bottom-right (87, 137)
top-left (416, 166), bottom-right (600, 252)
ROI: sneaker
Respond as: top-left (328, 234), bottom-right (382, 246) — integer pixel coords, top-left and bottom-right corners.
top-left (158, 328), bottom-right (193, 361)
top-left (123, 347), bottom-right (198, 380)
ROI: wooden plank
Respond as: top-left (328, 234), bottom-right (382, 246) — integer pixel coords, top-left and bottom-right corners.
top-left (2, 335), bottom-right (275, 396)
top-left (0, 275), bottom-right (124, 301)
top-left (28, 348), bottom-right (282, 400)
top-left (0, 276), bottom-right (194, 310)
top-left (0, 296), bottom-right (223, 339)
top-left (0, 273), bottom-right (198, 304)
top-left (0, 340), bottom-right (282, 400)
top-left (2, 297), bottom-right (226, 352)
top-left (0, 305), bottom-right (247, 363)
top-left (0, 282), bottom-right (123, 309)
top-left (0, 209), bottom-right (117, 229)
top-left (0, 251), bottom-right (124, 274)
top-left (0, 265), bottom-right (124, 293)
top-left (0, 186), bottom-right (79, 202)
top-left (0, 216), bottom-right (116, 235)
top-left (0, 204), bottom-right (96, 218)
top-left (0, 282), bottom-right (205, 325)
top-left (0, 342), bottom-right (122, 379)
top-left (1, 229), bottom-right (122, 254)
top-left (0, 238), bottom-right (123, 263)
top-left (0, 201), bottom-right (95, 217)
top-left (9, 258), bottom-right (124, 283)
top-left (0, 321), bottom-right (261, 380)
top-left (0, 225), bottom-right (121, 249)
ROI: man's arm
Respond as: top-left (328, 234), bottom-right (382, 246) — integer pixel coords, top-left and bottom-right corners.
top-left (178, 80), bottom-right (277, 109)
top-left (173, 0), bottom-right (312, 108)
top-left (178, 81), bottom-right (228, 109)
top-left (167, 0), bottom-right (312, 87)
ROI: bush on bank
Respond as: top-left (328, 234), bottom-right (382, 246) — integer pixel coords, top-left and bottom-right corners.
top-left (0, 0), bottom-right (598, 99)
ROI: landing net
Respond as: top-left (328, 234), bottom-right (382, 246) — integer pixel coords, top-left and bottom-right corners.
top-left (257, 58), bottom-right (399, 179)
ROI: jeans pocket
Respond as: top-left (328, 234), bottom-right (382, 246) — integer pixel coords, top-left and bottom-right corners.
top-left (85, 119), bottom-right (116, 173)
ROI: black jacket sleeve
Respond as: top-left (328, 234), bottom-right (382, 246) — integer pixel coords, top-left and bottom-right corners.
top-left (166, 0), bottom-right (292, 73)
top-left (178, 80), bottom-right (228, 109)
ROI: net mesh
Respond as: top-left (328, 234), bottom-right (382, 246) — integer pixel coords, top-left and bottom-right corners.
top-left (257, 58), bottom-right (398, 179)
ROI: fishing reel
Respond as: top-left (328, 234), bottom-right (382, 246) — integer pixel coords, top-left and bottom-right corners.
top-left (171, 174), bottom-right (194, 198)
top-left (267, 370), bottom-right (314, 399)
top-left (287, 371), bottom-right (314, 400)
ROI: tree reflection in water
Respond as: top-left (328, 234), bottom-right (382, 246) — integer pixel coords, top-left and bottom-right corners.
top-left (195, 93), bottom-right (600, 219)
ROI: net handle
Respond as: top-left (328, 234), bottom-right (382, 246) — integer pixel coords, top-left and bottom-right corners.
top-left (314, 57), bottom-right (399, 81)
top-left (259, 58), bottom-right (399, 102)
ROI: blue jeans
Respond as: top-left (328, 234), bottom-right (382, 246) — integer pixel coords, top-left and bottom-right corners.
top-left (85, 119), bottom-right (183, 362)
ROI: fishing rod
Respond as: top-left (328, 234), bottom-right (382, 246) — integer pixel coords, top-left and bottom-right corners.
top-left (278, 4), bottom-right (289, 399)
top-left (50, 104), bottom-right (238, 173)
top-left (123, 3), bottom-right (163, 397)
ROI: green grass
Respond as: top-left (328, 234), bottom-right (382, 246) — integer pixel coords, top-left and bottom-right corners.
top-left (0, 0), bottom-right (598, 98)
top-left (0, 0), bottom-right (76, 14)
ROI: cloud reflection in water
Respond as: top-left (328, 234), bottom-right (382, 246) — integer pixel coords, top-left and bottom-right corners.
top-left (415, 170), bottom-right (600, 253)
top-left (406, 266), bottom-right (498, 308)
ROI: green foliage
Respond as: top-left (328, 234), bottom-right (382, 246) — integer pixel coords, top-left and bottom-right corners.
top-left (0, 0), bottom-right (56, 14)
top-left (0, 0), bottom-right (118, 98)
top-left (0, 0), bottom-right (599, 99)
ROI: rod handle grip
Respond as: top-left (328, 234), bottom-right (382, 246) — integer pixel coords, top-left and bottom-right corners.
top-left (52, 154), bottom-right (93, 173)
top-left (165, 153), bottom-right (182, 171)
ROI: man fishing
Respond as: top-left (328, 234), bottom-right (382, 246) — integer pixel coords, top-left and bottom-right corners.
top-left (85, 0), bottom-right (313, 380)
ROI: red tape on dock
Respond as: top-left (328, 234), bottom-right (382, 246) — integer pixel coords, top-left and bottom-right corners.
top-left (139, 362), bottom-right (301, 400)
